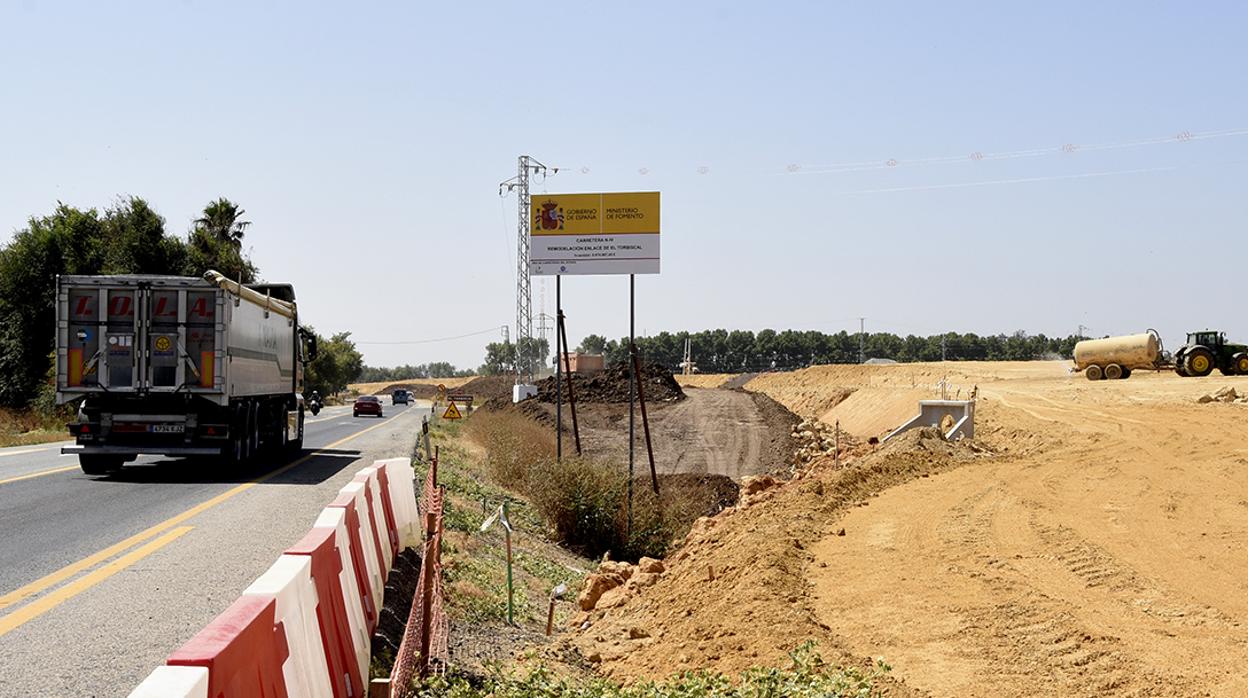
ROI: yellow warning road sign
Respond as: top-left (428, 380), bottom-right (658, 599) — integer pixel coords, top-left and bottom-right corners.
top-left (442, 401), bottom-right (462, 420)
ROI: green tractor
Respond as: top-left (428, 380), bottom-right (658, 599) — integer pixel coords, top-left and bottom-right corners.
top-left (1174, 330), bottom-right (1248, 377)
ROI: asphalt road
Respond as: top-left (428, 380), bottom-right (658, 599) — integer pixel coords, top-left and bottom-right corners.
top-left (0, 398), bottom-right (431, 697)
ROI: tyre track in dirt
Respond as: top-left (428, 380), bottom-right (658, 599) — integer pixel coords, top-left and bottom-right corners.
top-left (809, 376), bottom-right (1248, 696)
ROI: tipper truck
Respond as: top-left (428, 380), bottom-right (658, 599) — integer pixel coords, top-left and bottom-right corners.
top-left (1072, 330), bottom-right (1166, 380)
top-left (55, 271), bottom-right (317, 475)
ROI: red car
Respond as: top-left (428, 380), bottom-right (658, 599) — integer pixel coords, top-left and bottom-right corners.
top-left (353, 395), bottom-right (383, 418)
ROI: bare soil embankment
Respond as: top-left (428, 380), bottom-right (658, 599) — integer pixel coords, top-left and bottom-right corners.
top-left (565, 361), bottom-right (1248, 696)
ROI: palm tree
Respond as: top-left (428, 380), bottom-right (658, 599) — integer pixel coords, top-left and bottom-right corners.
top-left (194, 198), bottom-right (250, 247)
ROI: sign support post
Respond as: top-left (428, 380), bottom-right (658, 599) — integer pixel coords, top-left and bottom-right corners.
top-left (556, 276), bottom-right (562, 461)
top-left (558, 310), bottom-right (581, 456)
top-left (628, 274), bottom-right (635, 538)
top-left (525, 190), bottom-right (661, 536)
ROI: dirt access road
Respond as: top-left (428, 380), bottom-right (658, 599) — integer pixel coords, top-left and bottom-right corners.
top-left (804, 364), bottom-right (1248, 696)
top-left (546, 387), bottom-right (796, 480)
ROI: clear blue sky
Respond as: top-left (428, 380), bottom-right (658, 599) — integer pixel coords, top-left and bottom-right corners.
top-left (3, 1), bottom-right (1245, 368)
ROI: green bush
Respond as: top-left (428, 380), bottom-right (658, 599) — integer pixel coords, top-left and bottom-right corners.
top-left (528, 455), bottom-right (628, 558)
top-left (413, 643), bottom-right (890, 697)
top-left (467, 409), bottom-right (732, 560)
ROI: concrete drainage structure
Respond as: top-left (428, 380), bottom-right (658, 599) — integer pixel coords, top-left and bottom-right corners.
top-left (883, 399), bottom-right (975, 442)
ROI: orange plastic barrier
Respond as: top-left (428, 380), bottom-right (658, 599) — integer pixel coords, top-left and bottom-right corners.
top-left (368, 466), bottom-right (402, 559)
top-left (166, 595), bottom-right (288, 698)
top-left (353, 469), bottom-right (393, 573)
top-left (328, 488), bottom-right (380, 632)
top-left (287, 526), bottom-right (365, 698)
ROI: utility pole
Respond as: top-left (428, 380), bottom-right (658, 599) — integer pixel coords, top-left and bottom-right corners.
top-left (1078, 324), bottom-right (1089, 339)
top-left (499, 155), bottom-right (553, 384)
top-left (536, 313), bottom-right (555, 370)
top-left (941, 335), bottom-right (947, 362)
top-left (536, 313), bottom-right (553, 345)
top-left (858, 317), bottom-right (866, 364)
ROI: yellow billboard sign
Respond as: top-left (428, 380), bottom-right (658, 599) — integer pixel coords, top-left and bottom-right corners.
top-left (530, 192), bottom-right (660, 276)
top-left (531, 192), bottom-right (660, 236)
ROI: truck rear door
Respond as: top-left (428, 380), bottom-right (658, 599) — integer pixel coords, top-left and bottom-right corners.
top-left (60, 279), bottom-right (224, 396)
top-left (142, 285), bottom-right (223, 393)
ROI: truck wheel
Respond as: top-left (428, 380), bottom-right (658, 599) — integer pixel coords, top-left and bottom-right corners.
top-left (248, 404), bottom-right (262, 459)
top-left (79, 455), bottom-right (124, 475)
top-left (232, 404), bottom-right (252, 464)
top-left (1185, 348), bottom-right (1215, 377)
top-left (1085, 365), bottom-right (1103, 381)
top-left (1104, 364), bottom-right (1123, 380)
top-left (1120, 368), bottom-right (1132, 379)
top-left (289, 408), bottom-right (305, 453)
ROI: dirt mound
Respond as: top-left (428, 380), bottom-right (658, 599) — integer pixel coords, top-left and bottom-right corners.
top-left (653, 472), bottom-right (739, 515)
top-left (562, 425), bottom-right (978, 690)
top-left (349, 376), bottom-right (475, 395)
top-left (536, 362), bottom-right (685, 404)
top-left (458, 375), bottom-right (517, 401)
top-left (372, 382), bottom-right (438, 399)
top-left (743, 390), bottom-right (801, 470)
top-left (674, 373), bottom-right (736, 389)
top-left (721, 372), bottom-right (759, 390)
top-left (477, 395), bottom-right (557, 428)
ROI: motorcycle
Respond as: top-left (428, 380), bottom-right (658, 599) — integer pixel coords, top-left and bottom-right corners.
top-left (308, 397), bottom-right (322, 416)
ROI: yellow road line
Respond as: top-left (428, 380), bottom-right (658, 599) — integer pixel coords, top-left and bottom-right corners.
top-left (0, 409), bottom-right (410, 613)
top-left (0, 465), bottom-right (79, 486)
top-left (0, 527), bottom-right (193, 639)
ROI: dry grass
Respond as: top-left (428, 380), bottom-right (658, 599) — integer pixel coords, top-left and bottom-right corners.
top-left (465, 410), bottom-right (556, 490)
top-left (467, 408), bottom-right (732, 560)
top-left (0, 408), bottom-right (69, 448)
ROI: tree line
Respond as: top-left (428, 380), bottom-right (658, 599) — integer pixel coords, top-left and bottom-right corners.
top-left (0, 196), bottom-right (362, 408)
top-left (477, 337), bottom-right (550, 376)
top-left (573, 329), bottom-right (1082, 374)
top-left (357, 362), bottom-right (474, 382)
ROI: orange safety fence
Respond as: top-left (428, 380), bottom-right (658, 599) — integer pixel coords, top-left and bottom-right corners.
top-left (388, 451), bottom-right (449, 696)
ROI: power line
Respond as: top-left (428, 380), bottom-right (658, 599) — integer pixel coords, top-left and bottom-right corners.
top-left (354, 329), bottom-right (504, 347)
top-left (792, 127), bottom-right (1248, 175)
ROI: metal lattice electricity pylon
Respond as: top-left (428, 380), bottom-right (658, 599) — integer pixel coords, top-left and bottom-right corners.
top-left (499, 155), bottom-right (553, 383)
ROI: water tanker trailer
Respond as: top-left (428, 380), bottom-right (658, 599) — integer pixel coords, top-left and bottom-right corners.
top-left (1072, 330), bottom-right (1166, 380)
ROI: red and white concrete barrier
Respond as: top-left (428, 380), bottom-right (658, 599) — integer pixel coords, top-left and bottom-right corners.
top-left (128, 457), bottom-right (420, 698)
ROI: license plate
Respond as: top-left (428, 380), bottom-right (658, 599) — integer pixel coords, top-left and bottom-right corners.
top-left (150, 424), bottom-right (185, 433)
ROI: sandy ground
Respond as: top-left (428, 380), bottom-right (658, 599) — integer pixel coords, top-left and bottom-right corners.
top-left (674, 373), bottom-right (736, 389)
top-left (569, 361), bottom-right (1248, 696)
top-left (808, 367), bottom-right (1248, 696)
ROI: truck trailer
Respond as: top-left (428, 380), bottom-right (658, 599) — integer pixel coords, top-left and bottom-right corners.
top-left (55, 271), bottom-right (317, 474)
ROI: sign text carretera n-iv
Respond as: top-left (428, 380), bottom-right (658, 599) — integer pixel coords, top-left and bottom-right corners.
top-left (529, 192), bottom-right (659, 276)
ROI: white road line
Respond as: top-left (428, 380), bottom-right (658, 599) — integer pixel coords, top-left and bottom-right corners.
top-left (0, 447), bottom-right (57, 458)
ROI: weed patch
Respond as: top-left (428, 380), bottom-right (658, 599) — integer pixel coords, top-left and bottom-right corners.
top-left (412, 642), bottom-right (889, 697)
